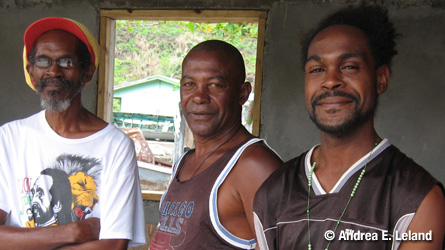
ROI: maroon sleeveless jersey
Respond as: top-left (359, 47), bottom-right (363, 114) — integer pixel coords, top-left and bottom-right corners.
top-left (150, 138), bottom-right (264, 249)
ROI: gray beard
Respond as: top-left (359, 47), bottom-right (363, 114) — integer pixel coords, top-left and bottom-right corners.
top-left (36, 78), bottom-right (82, 112)
top-left (41, 97), bottom-right (72, 113)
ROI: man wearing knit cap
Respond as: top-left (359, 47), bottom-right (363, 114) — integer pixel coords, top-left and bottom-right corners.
top-left (0, 17), bottom-right (146, 249)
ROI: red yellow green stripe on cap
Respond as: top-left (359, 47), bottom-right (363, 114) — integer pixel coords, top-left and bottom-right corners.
top-left (23, 17), bottom-right (99, 91)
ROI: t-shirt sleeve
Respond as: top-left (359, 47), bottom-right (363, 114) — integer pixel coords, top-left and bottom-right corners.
top-left (97, 134), bottom-right (146, 247)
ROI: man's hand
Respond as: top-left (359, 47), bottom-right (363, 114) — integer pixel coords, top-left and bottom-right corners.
top-left (68, 217), bottom-right (101, 244)
top-left (0, 209), bottom-right (102, 250)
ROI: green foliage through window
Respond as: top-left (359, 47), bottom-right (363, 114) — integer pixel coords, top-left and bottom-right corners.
top-left (113, 97), bottom-right (121, 112)
top-left (114, 20), bottom-right (258, 86)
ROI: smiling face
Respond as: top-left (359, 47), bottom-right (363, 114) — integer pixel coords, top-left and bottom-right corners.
top-left (27, 30), bottom-right (92, 112)
top-left (180, 49), bottom-right (248, 138)
top-left (304, 25), bottom-right (388, 135)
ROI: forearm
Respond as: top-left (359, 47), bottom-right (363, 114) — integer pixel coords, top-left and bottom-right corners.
top-left (55, 239), bottom-right (129, 250)
top-left (0, 224), bottom-right (76, 250)
top-left (0, 217), bottom-right (100, 250)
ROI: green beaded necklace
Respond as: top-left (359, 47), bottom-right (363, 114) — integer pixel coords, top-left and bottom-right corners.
top-left (306, 141), bottom-right (379, 250)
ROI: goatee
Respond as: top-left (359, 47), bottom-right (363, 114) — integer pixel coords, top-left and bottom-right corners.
top-left (309, 90), bottom-right (377, 135)
top-left (35, 77), bottom-right (82, 112)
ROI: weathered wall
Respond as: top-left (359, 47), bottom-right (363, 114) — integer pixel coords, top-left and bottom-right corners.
top-left (0, 0), bottom-right (444, 187)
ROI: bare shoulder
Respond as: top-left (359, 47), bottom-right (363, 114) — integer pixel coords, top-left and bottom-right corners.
top-left (216, 139), bottom-right (283, 237)
top-left (398, 185), bottom-right (445, 250)
top-left (234, 140), bottom-right (283, 180)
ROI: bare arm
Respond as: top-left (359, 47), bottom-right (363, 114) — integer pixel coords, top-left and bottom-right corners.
top-left (238, 144), bottom-right (283, 235)
top-left (0, 209), bottom-right (100, 250)
top-left (398, 185), bottom-right (445, 250)
top-left (218, 142), bottom-right (283, 240)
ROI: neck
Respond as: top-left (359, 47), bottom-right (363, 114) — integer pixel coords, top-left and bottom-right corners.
top-left (313, 125), bottom-right (380, 192)
top-left (45, 96), bottom-right (106, 138)
top-left (316, 121), bottom-right (379, 171)
top-left (178, 125), bottom-right (248, 181)
top-left (193, 125), bottom-right (249, 156)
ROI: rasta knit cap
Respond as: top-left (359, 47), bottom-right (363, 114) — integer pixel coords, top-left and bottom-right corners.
top-left (23, 17), bottom-right (100, 91)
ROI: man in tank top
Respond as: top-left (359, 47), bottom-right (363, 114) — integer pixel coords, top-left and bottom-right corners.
top-left (253, 5), bottom-right (445, 250)
top-left (149, 40), bottom-right (283, 249)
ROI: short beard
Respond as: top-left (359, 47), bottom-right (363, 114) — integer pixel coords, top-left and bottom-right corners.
top-left (309, 90), bottom-right (377, 136)
top-left (36, 77), bottom-right (83, 113)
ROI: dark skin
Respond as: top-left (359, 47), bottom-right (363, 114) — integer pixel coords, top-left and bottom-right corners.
top-left (305, 25), bottom-right (444, 250)
top-left (0, 30), bottom-right (128, 250)
top-left (27, 30), bottom-right (107, 139)
top-left (179, 47), bottom-right (283, 241)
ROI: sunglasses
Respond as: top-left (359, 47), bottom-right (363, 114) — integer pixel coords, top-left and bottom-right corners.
top-left (34, 57), bottom-right (78, 69)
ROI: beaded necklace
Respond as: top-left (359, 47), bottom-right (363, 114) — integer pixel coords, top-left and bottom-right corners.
top-left (306, 140), bottom-right (379, 250)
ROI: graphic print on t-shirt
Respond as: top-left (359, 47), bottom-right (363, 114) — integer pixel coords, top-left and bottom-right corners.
top-left (22, 154), bottom-right (102, 227)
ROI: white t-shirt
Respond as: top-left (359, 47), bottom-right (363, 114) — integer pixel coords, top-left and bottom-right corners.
top-left (0, 110), bottom-right (146, 247)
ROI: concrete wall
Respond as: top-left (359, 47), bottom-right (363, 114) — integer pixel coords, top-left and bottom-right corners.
top-left (1, 0), bottom-right (444, 188)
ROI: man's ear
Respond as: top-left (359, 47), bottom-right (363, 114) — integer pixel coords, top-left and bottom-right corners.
top-left (239, 81), bottom-right (252, 105)
top-left (82, 64), bottom-right (96, 84)
top-left (26, 63), bottom-right (35, 82)
top-left (376, 65), bottom-right (390, 95)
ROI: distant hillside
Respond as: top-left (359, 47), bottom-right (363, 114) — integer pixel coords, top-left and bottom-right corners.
top-left (114, 20), bottom-right (258, 86)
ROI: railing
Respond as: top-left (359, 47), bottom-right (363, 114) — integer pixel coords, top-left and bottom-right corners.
top-left (113, 112), bottom-right (174, 133)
